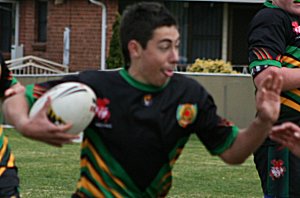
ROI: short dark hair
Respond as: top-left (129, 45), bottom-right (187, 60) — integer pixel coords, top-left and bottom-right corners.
top-left (120, 2), bottom-right (178, 67)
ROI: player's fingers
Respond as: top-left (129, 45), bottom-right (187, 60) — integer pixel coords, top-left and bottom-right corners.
top-left (273, 74), bottom-right (283, 94)
top-left (261, 74), bottom-right (273, 90)
top-left (51, 132), bottom-right (79, 145)
top-left (4, 89), bottom-right (14, 97)
top-left (4, 83), bottom-right (25, 97)
top-left (46, 122), bottom-right (72, 132)
top-left (281, 122), bottom-right (300, 133)
top-left (270, 123), bottom-right (300, 145)
top-left (35, 97), bottom-right (52, 118)
top-left (272, 122), bottom-right (299, 132)
top-left (39, 131), bottom-right (78, 147)
top-left (42, 97), bottom-right (52, 111)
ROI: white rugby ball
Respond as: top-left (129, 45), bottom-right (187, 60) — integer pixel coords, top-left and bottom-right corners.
top-left (29, 82), bottom-right (96, 134)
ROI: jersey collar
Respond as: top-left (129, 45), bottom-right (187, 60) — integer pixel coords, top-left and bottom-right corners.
top-left (264, 0), bottom-right (279, 8)
top-left (119, 68), bottom-right (169, 92)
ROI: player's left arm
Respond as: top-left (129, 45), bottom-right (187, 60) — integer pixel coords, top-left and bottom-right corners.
top-left (219, 71), bottom-right (283, 164)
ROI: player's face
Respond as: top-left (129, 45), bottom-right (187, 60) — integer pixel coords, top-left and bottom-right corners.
top-left (129, 26), bottom-right (180, 87)
top-left (273, 0), bottom-right (300, 15)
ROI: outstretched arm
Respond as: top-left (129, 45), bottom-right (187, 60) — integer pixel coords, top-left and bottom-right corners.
top-left (220, 71), bottom-right (283, 164)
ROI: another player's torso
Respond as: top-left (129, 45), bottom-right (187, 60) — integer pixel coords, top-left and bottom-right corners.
top-left (248, 5), bottom-right (300, 123)
top-left (277, 14), bottom-right (300, 123)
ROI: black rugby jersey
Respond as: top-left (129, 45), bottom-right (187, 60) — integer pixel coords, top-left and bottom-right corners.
top-left (25, 68), bottom-right (238, 197)
top-left (248, 1), bottom-right (300, 197)
top-left (248, 0), bottom-right (300, 123)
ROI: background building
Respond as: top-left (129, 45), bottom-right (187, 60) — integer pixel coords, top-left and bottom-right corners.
top-left (0, 0), bottom-right (264, 71)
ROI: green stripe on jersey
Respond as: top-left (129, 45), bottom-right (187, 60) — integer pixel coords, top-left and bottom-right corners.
top-left (286, 46), bottom-right (300, 58)
top-left (210, 126), bottom-right (239, 155)
top-left (83, 128), bottom-right (141, 196)
top-left (145, 136), bottom-right (190, 196)
top-left (249, 60), bottom-right (282, 69)
top-left (283, 91), bottom-right (300, 102)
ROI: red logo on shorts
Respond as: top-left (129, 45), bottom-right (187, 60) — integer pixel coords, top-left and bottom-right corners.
top-left (269, 159), bottom-right (286, 180)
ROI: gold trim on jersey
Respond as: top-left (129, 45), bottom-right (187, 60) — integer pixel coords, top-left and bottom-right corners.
top-left (77, 176), bottom-right (106, 197)
top-left (281, 56), bottom-right (300, 67)
top-left (0, 167), bottom-right (5, 175)
top-left (82, 139), bottom-right (125, 188)
top-left (290, 89), bottom-right (300, 96)
top-left (0, 127), bottom-right (15, 176)
top-left (0, 154), bottom-right (14, 176)
top-left (79, 158), bottom-right (123, 198)
top-left (77, 139), bottom-right (125, 197)
top-left (169, 147), bottom-right (183, 167)
top-left (0, 134), bottom-right (9, 162)
top-left (281, 96), bottom-right (300, 112)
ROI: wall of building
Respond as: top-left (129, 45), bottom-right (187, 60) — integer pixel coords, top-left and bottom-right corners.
top-left (187, 73), bottom-right (256, 128)
top-left (19, 0), bottom-right (118, 72)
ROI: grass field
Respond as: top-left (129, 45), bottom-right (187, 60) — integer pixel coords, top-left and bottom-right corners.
top-left (5, 128), bottom-right (263, 198)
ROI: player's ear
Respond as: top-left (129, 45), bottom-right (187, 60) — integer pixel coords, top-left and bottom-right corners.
top-left (128, 40), bottom-right (142, 59)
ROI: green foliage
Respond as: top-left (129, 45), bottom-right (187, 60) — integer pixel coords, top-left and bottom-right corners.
top-left (106, 13), bottom-right (124, 69)
top-left (187, 58), bottom-right (238, 74)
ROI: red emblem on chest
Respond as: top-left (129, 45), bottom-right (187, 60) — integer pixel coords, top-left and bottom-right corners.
top-left (292, 21), bottom-right (300, 34)
top-left (95, 98), bottom-right (111, 123)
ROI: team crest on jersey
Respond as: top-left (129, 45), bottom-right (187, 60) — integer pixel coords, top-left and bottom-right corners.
top-left (95, 98), bottom-right (112, 128)
top-left (176, 104), bottom-right (197, 128)
top-left (292, 21), bottom-right (300, 35)
top-left (269, 159), bottom-right (286, 180)
top-left (143, 94), bottom-right (153, 106)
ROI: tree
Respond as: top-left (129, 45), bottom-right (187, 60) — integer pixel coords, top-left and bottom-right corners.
top-left (106, 13), bottom-right (124, 69)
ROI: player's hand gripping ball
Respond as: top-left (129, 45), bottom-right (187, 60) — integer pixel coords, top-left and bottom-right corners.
top-left (29, 82), bottom-right (96, 134)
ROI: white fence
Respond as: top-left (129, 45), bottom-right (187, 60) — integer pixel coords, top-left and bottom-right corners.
top-left (6, 55), bottom-right (69, 76)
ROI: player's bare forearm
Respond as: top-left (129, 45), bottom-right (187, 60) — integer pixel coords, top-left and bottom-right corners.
top-left (2, 92), bottom-right (29, 129)
top-left (220, 117), bottom-right (273, 164)
top-left (220, 72), bottom-right (282, 164)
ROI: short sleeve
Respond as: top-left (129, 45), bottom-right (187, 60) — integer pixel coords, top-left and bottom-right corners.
top-left (248, 8), bottom-right (292, 70)
top-left (192, 84), bottom-right (239, 155)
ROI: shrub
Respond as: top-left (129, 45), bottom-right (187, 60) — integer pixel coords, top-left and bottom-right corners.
top-left (106, 13), bottom-right (124, 69)
top-left (186, 58), bottom-right (238, 74)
